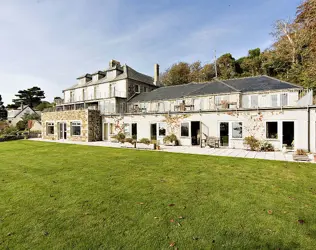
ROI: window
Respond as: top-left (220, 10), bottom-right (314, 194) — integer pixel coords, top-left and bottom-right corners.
top-left (110, 123), bottom-right (115, 134)
top-left (215, 96), bottom-right (221, 106)
top-left (94, 86), bottom-right (98, 99)
top-left (82, 89), bottom-right (86, 101)
top-left (271, 94), bottom-right (278, 107)
top-left (46, 122), bottom-right (54, 135)
top-left (135, 84), bottom-right (140, 93)
top-left (251, 95), bottom-right (258, 108)
top-left (144, 87), bottom-right (148, 92)
top-left (71, 121), bottom-right (81, 136)
top-left (181, 122), bottom-right (189, 137)
top-left (266, 122), bottom-right (278, 139)
top-left (232, 122), bottom-right (243, 138)
top-left (242, 95), bottom-right (249, 108)
top-left (124, 123), bottom-right (130, 136)
top-left (158, 123), bottom-right (166, 136)
top-left (281, 93), bottom-right (288, 106)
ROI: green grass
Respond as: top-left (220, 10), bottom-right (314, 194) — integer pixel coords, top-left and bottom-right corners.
top-left (1, 141), bottom-right (316, 249)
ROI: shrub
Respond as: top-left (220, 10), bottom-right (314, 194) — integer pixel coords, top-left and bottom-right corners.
top-left (111, 133), bottom-right (126, 143)
top-left (163, 134), bottom-right (178, 144)
top-left (16, 120), bottom-right (28, 131)
top-left (244, 136), bottom-right (260, 151)
top-left (260, 141), bottom-right (274, 152)
top-left (125, 138), bottom-right (134, 144)
top-left (139, 138), bottom-right (150, 145)
top-left (0, 126), bottom-right (19, 136)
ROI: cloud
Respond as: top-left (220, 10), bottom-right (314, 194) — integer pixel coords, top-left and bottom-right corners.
top-left (0, 0), bottom-right (299, 105)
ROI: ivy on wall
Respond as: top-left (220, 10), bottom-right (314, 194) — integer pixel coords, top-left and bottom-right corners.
top-left (162, 114), bottom-right (191, 134)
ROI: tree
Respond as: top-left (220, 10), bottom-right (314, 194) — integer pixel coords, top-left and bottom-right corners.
top-left (12, 87), bottom-right (45, 108)
top-left (0, 95), bottom-right (7, 120)
top-left (216, 53), bottom-right (236, 79)
top-left (200, 63), bottom-right (216, 81)
top-left (160, 62), bottom-right (191, 86)
top-left (35, 101), bottom-right (53, 111)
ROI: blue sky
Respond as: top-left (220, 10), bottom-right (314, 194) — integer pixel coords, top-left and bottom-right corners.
top-left (0, 0), bottom-right (301, 105)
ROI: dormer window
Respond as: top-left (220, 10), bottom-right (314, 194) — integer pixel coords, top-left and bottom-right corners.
top-left (135, 85), bottom-right (140, 93)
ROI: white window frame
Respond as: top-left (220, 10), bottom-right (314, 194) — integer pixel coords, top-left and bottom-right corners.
top-left (271, 94), bottom-right (278, 107)
top-left (46, 122), bottom-right (54, 135)
top-left (280, 93), bottom-right (288, 106)
top-left (71, 121), bottom-right (82, 136)
top-left (266, 121), bottom-right (278, 139)
top-left (158, 123), bottom-right (166, 137)
top-left (232, 122), bottom-right (243, 139)
top-left (124, 123), bottom-right (130, 137)
top-left (180, 122), bottom-right (190, 138)
top-left (250, 95), bottom-right (258, 108)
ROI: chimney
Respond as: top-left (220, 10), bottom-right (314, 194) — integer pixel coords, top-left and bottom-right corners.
top-left (154, 63), bottom-right (159, 85)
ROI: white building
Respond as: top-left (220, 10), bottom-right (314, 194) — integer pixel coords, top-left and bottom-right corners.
top-left (43, 60), bottom-right (316, 152)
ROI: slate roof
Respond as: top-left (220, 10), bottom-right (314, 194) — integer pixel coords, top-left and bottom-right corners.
top-left (129, 76), bottom-right (302, 103)
top-left (223, 75), bottom-right (301, 92)
top-left (64, 64), bottom-right (155, 91)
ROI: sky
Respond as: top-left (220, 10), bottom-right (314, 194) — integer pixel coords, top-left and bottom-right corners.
top-left (0, 0), bottom-right (301, 105)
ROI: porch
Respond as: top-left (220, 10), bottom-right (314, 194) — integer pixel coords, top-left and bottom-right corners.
top-left (29, 138), bottom-right (312, 162)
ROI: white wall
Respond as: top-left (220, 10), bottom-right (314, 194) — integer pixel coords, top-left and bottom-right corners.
top-left (103, 109), bottom-right (309, 151)
top-left (242, 91), bottom-right (299, 108)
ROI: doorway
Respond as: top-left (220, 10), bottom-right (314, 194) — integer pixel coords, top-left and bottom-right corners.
top-left (282, 121), bottom-right (294, 147)
top-left (191, 121), bottom-right (200, 145)
top-left (150, 124), bottom-right (157, 141)
top-left (220, 122), bottom-right (229, 146)
top-left (103, 123), bottom-right (108, 140)
top-left (132, 123), bottom-right (137, 140)
top-left (59, 122), bottom-right (67, 140)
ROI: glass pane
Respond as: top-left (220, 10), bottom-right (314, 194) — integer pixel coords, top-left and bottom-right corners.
top-left (181, 123), bottom-right (189, 137)
top-left (232, 122), bottom-right (242, 138)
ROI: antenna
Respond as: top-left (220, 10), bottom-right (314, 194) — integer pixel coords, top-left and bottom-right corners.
top-left (214, 50), bottom-right (218, 78)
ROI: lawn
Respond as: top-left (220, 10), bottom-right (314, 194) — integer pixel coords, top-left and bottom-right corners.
top-left (1, 141), bottom-right (316, 249)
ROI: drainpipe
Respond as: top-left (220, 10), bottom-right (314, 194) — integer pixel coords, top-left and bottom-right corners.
top-left (307, 105), bottom-right (310, 152)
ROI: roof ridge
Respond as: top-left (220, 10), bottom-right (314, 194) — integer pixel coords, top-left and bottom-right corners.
top-left (214, 78), bottom-right (240, 92)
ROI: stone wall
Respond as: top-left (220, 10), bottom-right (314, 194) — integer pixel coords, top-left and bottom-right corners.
top-left (42, 110), bottom-right (101, 142)
top-left (88, 110), bottom-right (101, 141)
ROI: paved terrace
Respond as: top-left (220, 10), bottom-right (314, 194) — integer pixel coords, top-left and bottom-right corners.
top-left (29, 138), bottom-right (315, 163)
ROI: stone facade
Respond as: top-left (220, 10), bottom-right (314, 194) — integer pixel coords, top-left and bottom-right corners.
top-left (42, 110), bottom-right (101, 142)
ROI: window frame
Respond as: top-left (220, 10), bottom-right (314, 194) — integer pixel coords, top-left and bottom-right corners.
top-left (134, 84), bottom-right (140, 93)
top-left (232, 122), bottom-right (243, 139)
top-left (180, 122), bottom-right (190, 137)
top-left (280, 93), bottom-right (288, 106)
top-left (71, 121), bottom-right (82, 136)
top-left (46, 122), bottom-right (54, 135)
top-left (250, 95), bottom-right (258, 108)
top-left (266, 121), bottom-right (278, 139)
top-left (271, 94), bottom-right (278, 107)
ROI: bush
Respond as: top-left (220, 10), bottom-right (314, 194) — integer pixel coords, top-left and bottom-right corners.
top-left (125, 138), bottom-right (134, 144)
top-left (244, 136), bottom-right (260, 151)
top-left (259, 141), bottom-right (274, 151)
top-left (16, 120), bottom-right (28, 131)
top-left (163, 134), bottom-right (178, 145)
top-left (0, 126), bottom-right (19, 136)
top-left (139, 138), bottom-right (150, 145)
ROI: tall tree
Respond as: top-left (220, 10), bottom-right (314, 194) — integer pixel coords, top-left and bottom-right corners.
top-left (216, 53), bottom-right (236, 79)
top-left (160, 62), bottom-right (191, 86)
top-left (0, 95), bottom-right (7, 120)
top-left (12, 87), bottom-right (45, 108)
